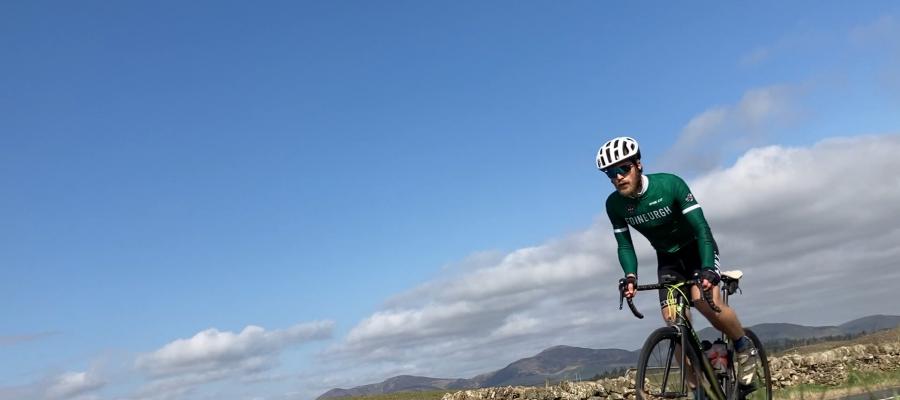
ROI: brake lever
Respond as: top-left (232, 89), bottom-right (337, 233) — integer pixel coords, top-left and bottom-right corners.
top-left (618, 278), bottom-right (644, 318)
top-left (618, 278), bottom-right (625, 310)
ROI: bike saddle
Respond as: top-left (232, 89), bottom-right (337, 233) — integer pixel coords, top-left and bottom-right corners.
top-left (721, 270), bottom-right (743, 280)
top-left (721, 269), bottom-right (743, 295)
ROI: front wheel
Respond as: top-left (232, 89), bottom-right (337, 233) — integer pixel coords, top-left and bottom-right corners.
top-left (635, 327), bottom-right (710, 400)
top-left (737, 328), bottom-right (772, 400)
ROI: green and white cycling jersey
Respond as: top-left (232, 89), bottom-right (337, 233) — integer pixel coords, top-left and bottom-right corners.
top-left (605, 173), bottom-right (717, 276)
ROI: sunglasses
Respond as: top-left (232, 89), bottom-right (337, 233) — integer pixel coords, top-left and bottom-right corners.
top-left (602, 163), bottom-right (634, 179)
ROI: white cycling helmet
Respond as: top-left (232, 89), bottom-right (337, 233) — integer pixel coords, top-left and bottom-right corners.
top-left (596, 136), bottom-right (641, 170)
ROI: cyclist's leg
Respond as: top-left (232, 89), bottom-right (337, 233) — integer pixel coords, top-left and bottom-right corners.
top-left (688, 252), bottom-right (747, 341)
top-left (656, 253), bottom-right (698, 388)
top-left (691, 281), bottom-right (746, 340)
top-left (694, 284), bottom-right (761, 388)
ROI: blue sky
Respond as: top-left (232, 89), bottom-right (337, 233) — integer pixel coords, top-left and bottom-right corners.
top-left (2, 2), bottom-right (900, 400)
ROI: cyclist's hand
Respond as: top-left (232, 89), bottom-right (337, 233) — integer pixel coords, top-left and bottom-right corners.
top-left (624, 275), bottom-right (636, 298)
top-left (699, 269), bottom-right (720, 291)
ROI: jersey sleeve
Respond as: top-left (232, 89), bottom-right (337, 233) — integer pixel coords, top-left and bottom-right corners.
top-left (606, 196), bottom-right (638, 276)
top-left (673, 176), bottom-right (717, 270)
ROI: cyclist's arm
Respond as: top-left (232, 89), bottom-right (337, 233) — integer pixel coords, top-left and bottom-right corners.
top-left (606, 198), bottom-right (637, 276)
top-left (674, 177), bottom-right (717, 270)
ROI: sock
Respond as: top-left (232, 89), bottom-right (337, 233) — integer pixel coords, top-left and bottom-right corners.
top-left (735, 335), bottom-right (751, 352)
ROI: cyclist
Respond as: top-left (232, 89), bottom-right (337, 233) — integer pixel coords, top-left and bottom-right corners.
top-left (597, 136), bottom-right (759, 388)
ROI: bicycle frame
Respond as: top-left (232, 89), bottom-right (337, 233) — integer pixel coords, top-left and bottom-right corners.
top-left (670, 285), bottom-right (727, 400)
top-left (622, 279), bottom-right (728, 400)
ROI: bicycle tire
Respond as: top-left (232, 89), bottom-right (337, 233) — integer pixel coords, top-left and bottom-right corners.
top-left (738, 328), bottom-right (772, 400)
top-left (636, 327), bottom-right (712, 400)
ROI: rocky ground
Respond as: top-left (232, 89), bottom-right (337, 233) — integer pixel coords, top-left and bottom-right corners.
top-left (441, 330), bottom-right (900, 400)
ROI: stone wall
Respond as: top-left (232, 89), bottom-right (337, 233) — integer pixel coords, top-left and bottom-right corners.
top-left (768, 343), bottom-right (899, 388)
top-left (441, 341), bottom-right (900, 400)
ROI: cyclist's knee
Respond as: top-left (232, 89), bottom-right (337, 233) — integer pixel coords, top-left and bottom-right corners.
top-left (660, 306), bottom-right (679, 325)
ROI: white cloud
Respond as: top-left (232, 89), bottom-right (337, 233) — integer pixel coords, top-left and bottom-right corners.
top-left (0, 370), bottom-right (105, 400)
top-left (136, 322), bottom-right (332, 377)
top-left (334, 232), bottom-right (613, 358)
top-left (131, 321), bottom-right (333, 400)
top-left (688, 135), bottom-right (900, 321)
top-left (490, 314), bottom-right (540, 339)
top-left (311, 134), bottom-right (900, 397)
top-left (45, 371), bottom-right (105, 400)
top-left (660, 84), bottom-right (803, 174)
top-left (681, 107), bottom-right (729, 144)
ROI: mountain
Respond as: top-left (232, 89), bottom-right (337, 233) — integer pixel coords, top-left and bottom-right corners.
top-left (837, 314), bottom-right (900, 333)
top-left (698, 314), bottom-right (900, 342)
top-left (317, 375), bottom-right (476, 399)
top-left (318, 314), bottom-right (900, 399)
top-left (477, 346), bottom-right (638, 387)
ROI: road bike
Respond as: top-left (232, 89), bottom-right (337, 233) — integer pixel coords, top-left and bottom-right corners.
top-left (619, 270), bottom-right (772, 400)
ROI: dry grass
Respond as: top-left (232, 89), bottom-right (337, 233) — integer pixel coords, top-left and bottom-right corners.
top-left (774, 369), bottom-right (900, 400)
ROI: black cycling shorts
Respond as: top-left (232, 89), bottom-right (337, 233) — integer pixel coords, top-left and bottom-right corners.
top-left (656, 242), bottom-right (720, 307)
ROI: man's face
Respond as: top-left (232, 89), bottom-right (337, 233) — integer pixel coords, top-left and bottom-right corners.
top-left (605, 160), bottom-right (642, 197)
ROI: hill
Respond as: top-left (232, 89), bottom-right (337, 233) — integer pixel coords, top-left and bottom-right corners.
top-left (698, 314), bottom-right (900, 349)
top-left (476, 346), bottom-right (638, 387)
top-left (318, 376), bottom-right (474, 399)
